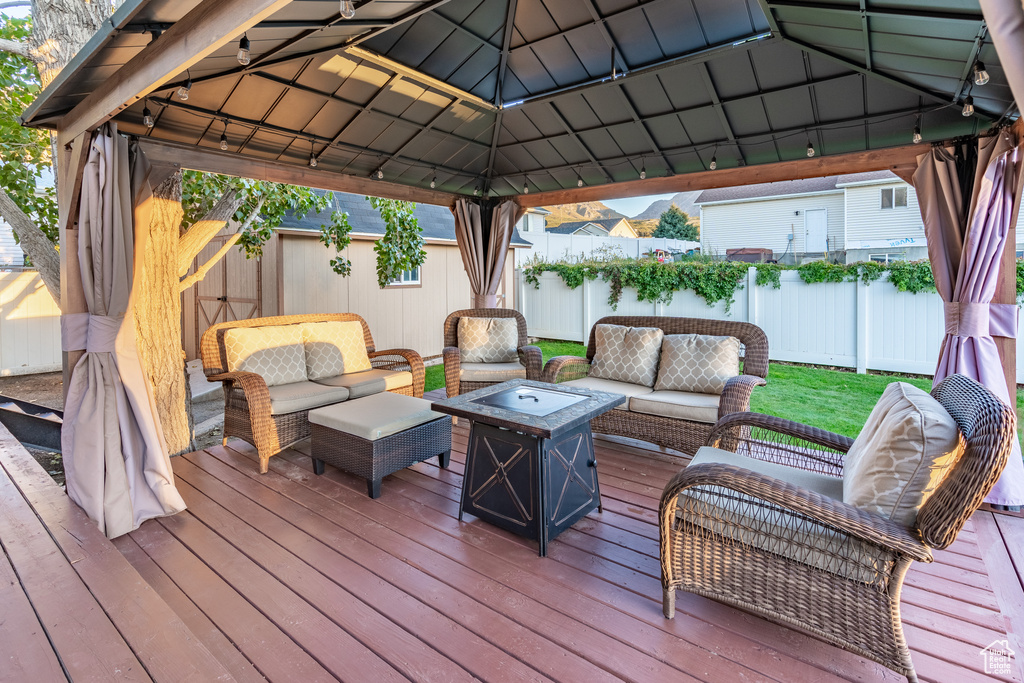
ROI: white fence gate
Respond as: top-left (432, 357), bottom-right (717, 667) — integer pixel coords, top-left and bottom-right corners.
top-left (515, 233), bottom-right (699, 266)
top-left (517, 268), bottom-right (1024, 383)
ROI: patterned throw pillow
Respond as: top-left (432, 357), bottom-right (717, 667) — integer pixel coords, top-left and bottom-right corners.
top-left (300, 321), bottom-right (371, 380)
top-left (458, 317), bottom-right (519, 363)
top-left (589, 324), bottom-right (664, 387)
top-left (224, 325), bottom-right (307, 387)
top-left (654, 334), bottom-right (741, 395)
top-left (843, 382), bottom-right (963, 527)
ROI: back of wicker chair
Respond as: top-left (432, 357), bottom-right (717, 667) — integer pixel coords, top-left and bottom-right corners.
top-left (659, 373), bottom-right (1015, 683)
top-left (442, 308), bottom-right (542, 396)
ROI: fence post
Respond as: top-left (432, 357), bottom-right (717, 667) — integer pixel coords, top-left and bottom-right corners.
top-left (746, 267), bottom-right (757, 323)
top-left (581, 277), bottom-right (592, 343)
top-left (856, 276), bottom-right (868, 374)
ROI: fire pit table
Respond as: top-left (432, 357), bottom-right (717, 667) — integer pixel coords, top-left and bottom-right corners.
top-left (431, 379), bottom-right (623, 556)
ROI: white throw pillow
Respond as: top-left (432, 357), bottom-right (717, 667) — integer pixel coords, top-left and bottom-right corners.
top-left (843, 382), bottom-right (963, 527)
top-left (300, 321), bottom-right (371, 380)
top-left (589, 324), bottom-right (664, 387)
top-left (654, 334), bottom-right (741, 395)
top-left (224, 325), bottom-right (307, 387)
top-left (458, 317), bottom-right (519, 363)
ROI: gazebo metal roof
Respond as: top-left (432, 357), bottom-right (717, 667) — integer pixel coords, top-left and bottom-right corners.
top-left (23, 0), bottom-right (1015, 205)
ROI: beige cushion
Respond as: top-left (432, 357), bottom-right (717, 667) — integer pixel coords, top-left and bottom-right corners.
top-left (561, 376), bottom-right (652, 410)
top-left (655, 334), bottom-right (740, 395)
top-left (682, 446), bottom-right (887, 583)
top-left (589, 324), bottom-right (665, 387)
top-left (224, 325), bottom-right (307, 387)
top-left (312, 368), bottom-right (412, 399)
top-left (459, 362), bottom-right (526, 383)
top-left (458, 317), bottom-right (519, 363)
top-left (265, 381), bottom-right (350, 415)
top-left (843, 382), bottom-right (962, 526)
top-left (300, 321), bottom-right (371, 380)
top-left (309, 392), bottom-right (445, 441)
top-left (629, 391), bottom-right (721, 424)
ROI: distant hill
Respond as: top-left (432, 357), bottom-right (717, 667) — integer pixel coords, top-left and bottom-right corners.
top-left (543, 201), bottom-right (626, 228)
top-left (632, 191), bottom-right (702, 220)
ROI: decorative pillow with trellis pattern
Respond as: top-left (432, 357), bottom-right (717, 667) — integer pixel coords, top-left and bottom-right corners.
top-left (654, 334), bottom-right (741, 395)
top-left (843, 382), bottom-right (963, 527)
top-left (224, 325), bottom-right (307, 387)
top-left (458, 317), bottom-right (519, 363)
top-left (589, 324), bottom-right (664, 387)
top-left (300, 321), bottom-right (371, 380)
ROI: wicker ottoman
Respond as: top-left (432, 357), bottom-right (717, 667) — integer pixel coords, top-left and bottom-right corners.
top-left (308, 392), bottom-right (452, 498)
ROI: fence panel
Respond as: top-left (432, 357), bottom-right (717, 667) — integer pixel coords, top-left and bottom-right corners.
top-left (515, 233), bottom-right (698, 265)
top-left (0, 271), bottom-right (61, 376)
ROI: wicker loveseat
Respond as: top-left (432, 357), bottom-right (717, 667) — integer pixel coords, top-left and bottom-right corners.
top-left (442, 308), bottom-right (543, 396)
top-left (200, 313), bottom-right (424, 473)
top-left (542, 316), bottom-right (769, 455)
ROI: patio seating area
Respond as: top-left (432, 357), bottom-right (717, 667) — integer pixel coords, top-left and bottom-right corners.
top-left (3, 393), bottom-right (1023, 681)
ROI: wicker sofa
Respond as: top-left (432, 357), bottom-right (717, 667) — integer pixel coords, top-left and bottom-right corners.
top-left (542, 316), bottom-right (769, 455)
top-left (200, 313), bottom-right (424, 474)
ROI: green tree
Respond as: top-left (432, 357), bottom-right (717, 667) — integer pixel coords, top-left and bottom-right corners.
top-left (653, 204), bottom-right (698, 241)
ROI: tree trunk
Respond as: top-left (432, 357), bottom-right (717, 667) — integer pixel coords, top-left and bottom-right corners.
top-left (0, 186), bottom-right (60, 301)
top-left (30, 0), bottom-right (110, 88)
top-left (134, 172), bottom-right (194, 456)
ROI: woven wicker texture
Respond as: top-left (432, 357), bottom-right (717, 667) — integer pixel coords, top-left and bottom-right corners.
top-left (659, 374), bottom-right (1015, 683)
top-left (542, 316), bottom-right (769, 455)
top-left (442, 308), bottom-right (542, 397)
top-left (200, 313), bottom-right (426, 474)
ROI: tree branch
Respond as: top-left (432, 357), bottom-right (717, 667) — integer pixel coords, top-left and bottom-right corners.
top-left (0, 37), bottom-right (30, 58)
top-left (0, 186), bottom-right (60, 304)
top-left (176, 189), bottom-right (242, 277)
top-left (0, 1), bottom-right (31, 9)
top-left (179, 233), bottom-right (241, 292)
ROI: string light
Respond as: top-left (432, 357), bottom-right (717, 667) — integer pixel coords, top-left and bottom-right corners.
top-left (143, 100), bottom-right (154, 128)
top-left (375, 167), bottom-right (384, 179)
top-left (177, 71), bottom-right (192, 101)
top-left (523, 176), bottom-right (530, 194)
top-left (430, 175), bottom-right (436, 189)
top-left (639, 164), bottom-right (646, 180)
top-left (309, 141), bottom-right (318, 168)
top-left (576, 168), bottom-right (584, 187)
top-left (973, 61), bottom-right (990, 86)
top-left (806, 141), bottom-right (815, 158)
top-left (913, 117), bottom-right (922, 144)
top-left (340, 1), bottom-right (356, 19)
top-left (962, 95), bottom-right (975, 117)
top-left (473, 185), bottom-right (480, 196)
top-left (709, 155), bottom-right (717, 171)
top-left (219, 120), bottom-right (229, 150)
top-left (237, 34), bottom-right (251, 65)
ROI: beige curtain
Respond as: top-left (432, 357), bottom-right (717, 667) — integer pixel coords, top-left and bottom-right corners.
top-left (452, 198), bottom-right (516, 308)
top-left (979, 0), bottom-right (1024, 110)
top-left (61, 125), bottom-right (185, 539)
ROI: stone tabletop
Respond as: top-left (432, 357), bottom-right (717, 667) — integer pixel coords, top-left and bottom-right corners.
top-left (430, 379), bottom-right (624, 439)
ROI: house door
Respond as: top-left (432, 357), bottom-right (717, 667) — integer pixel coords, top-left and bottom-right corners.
top-left (194, 235), bottom-right (262, 353)
top-left (804, 209), bottom-right (828, 253)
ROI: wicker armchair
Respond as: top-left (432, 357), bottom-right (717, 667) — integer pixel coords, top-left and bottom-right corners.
top-left (442, 308), bottom-right (543, 396)
top-left (200, 313), bottom-right (425, 474)
top-left (660, 374), bottom-right (1016, 682)
top-left (543, 316), bottom-right (769, 455)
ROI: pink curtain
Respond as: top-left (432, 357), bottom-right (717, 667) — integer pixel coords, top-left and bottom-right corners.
top-left (452, 198), bottom-right (516, 308)
top-left (914, 132), bottom-right (1024, 505)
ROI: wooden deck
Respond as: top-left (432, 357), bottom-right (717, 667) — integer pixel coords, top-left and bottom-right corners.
top-left (4, 406), bottom-right (1024, 682)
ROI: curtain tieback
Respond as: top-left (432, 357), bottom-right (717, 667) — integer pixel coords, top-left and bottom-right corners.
top-left (61, 313), bottom-right (123, 353)
top-left (944, 302), bottom-right (1018, 338)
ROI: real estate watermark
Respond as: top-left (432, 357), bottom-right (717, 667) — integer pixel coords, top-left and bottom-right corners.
top-left (980, 639), bottom-right (1015, 676)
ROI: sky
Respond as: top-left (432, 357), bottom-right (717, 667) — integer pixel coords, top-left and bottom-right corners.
top-left (601, 194), bottom-right (677, 217)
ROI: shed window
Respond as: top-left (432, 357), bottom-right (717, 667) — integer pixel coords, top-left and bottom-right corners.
top-left (388, 267), bottom-right (420, 286)
top-left (880, 187), bottom-right (908, 210)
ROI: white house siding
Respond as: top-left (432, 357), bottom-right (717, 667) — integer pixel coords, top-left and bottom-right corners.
top-left (699, 191), bottom-right (845, 258)
top-left (842, 181), bottom-right (928, 261)
top-left (0, 219), bottom-right (24, 266)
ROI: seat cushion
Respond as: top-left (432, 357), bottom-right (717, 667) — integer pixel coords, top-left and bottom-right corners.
top-left (843, 382), bottom-right (962, 526)
top-left (458, 317), bottom-right (519, 363)
top-left (655, 334), bottom-right (740, 395)
top-left (224, 325), bottom-right (307, 387)
top-left (589, 324), bottom-right (664, 387)
top-left (561, 376), bottom-right (652, 410)
top-left (459, 361), bottom-right (526, 383)
top-left (629, 391), bottom-right (721, 424)
top-left (681, 446), bottom-right (887, 583)
top-left (309, 392), bottom-right (446, 441)
top-left (300, 321), bottom-right (371, 379)
top-left (312, 368), bottom-right (413, 399)
top-left (265, 381), bottom-right (350, 415)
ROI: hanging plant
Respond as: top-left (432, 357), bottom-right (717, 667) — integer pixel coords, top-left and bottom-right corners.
top-left (367, 197), bottom-right (425, 288)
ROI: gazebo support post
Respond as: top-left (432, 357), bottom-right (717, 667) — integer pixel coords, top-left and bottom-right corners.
top-left (57, 131), bottom-right (91, 401)
top-left (994, 121), bottom-right (1024, 403)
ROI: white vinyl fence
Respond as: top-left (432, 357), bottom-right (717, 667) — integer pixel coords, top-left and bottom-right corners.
top-left (517, 268), bottom-right (1024, 383)
top-left (0, 270), bottom-right (61, 376)
top-left (515, 233), bottom-right (699, 266)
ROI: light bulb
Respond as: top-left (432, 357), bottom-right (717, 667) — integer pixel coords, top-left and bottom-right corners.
top-left (577, 177), bottom-right (584, 187)
top-left (974, 62), bottom-right (989, 86)
top-left (523, 182), bottom-right (529, 194)
top-left (639, 165), bottom-right (646, 180)
top-left (474, 186), bottom-right (480, 196)
top-left (913, 126), bottom-right (922, 144)
top-left (376, 168), bottom-right (384, 179)
top-left (340, 0), bottom-right (356, 19)
top-left (177, 79), bottom-right (191, 101)
top-left (309, 152), bottom-right (318, 168)
top-left (709, 155), bottom-right (717, 171)
top-left (962, 96), bottom-right (974, 117)
top-left (143, 105), bottom-right (154, 128)
top-left (219, 133), bottom-right (228, 150)
top-left (237, 35), bottom-right (251, 66)
top-left (806, 141), bottom-right (815, 158)
top-left (430, 176), bottom-right (436, 189)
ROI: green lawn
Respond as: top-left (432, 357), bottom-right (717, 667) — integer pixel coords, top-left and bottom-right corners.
top-left (424, 340), bottom-right (1023, 441)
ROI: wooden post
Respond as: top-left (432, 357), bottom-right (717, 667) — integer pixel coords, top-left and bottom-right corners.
top-left (58, 132), bottom-right (91, 401)
top-left (994, 125), bottom-right (1023, 400)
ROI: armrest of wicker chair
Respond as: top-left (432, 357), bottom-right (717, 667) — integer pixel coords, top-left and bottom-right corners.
top-left (719, 374), bottom-right (767, 416)
top-left (707, 411), bottom-right (852, 476)
top-left (518, 345), bottom-right (543, 381)
top-left (442, 346), bottom-right (461, 397)
top-left (542, 355), bottom-right (592, 383)
top-left (660, 462), bottom-right (933, 564)
top-left (369, 348), bottom-right (425, 397)
top-left (204, 370), bottom-right (280, 459)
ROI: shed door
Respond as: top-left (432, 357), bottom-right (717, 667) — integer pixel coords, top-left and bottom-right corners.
top-left (194, 235), bottom-right (261, 353)
top-left (804, 209), bottom-right (828, 252)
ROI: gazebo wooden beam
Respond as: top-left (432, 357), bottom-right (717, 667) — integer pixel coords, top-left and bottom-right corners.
top-left (57, 0), bottom-right (293, 146)
top-left (137, 139), bottom-right (457, 206)
top-left (516, 144), bottom-right (923, 208)
top-left (57, 133), bottom-right (91, 400)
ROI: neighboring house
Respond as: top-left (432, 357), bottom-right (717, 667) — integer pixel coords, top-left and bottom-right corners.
top-left (516, 206), bottom-right (550, 234)
top-left (695, 171), bottom-right (928, 264)
top-left (0, 218), bottom-right (25, 266)
top-left (181, 193), bottom-right (531, 360)
top-left (546, 218), bottom-right (638, 237)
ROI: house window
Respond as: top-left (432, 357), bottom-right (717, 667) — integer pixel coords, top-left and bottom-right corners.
top-left (869, 253), bottom-right (907, 264)
top-left (388, 267), bottom-right (420, 286)
top-left (880, 187), bottom-right (908, 210)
